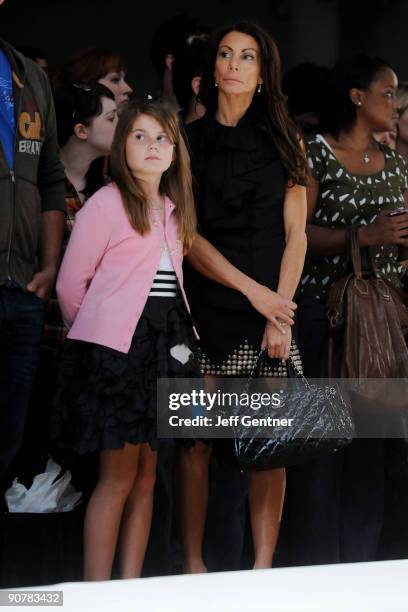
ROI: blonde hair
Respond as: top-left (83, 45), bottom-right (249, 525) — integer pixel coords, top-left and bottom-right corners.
top-left (110, 100), bottom-right (197, 251)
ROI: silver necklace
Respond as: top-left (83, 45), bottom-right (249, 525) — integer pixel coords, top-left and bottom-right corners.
top-left (340, 137), bottom-right (372, 164)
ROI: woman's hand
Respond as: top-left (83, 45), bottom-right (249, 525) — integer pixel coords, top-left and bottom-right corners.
top-left (187, 235), bottom-right (297, 333)
top-left (244, 282), bottom-right (296, 332)
top-left (261, 321), bottom-right (292, 360)
top-left (360, 211), bottom-right (408, 247)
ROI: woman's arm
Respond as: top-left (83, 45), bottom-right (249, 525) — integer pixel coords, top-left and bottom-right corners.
top-left (263, 183), bottom-right (307, 359)
top-left (306, 176), bottom-right (408, 256)
top-left (186, 234), bottom-right (297, 331)
top-left (277, 183), bottom-right (308, 300)
top-left (56, 197), bottom-right (110, 328)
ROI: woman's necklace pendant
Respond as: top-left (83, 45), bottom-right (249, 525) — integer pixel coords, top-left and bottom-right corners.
top-left (363, 152), bottom-right (370, 164)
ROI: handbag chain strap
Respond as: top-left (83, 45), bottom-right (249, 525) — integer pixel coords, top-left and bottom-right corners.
top-left (245, 348), bottom-right (311, 392)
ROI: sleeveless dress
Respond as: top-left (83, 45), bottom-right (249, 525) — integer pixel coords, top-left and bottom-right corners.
top-left (184, 109), bottom-right (302, 377)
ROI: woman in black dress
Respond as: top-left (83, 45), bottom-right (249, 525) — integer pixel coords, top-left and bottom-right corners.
top-left (180, 22), bottom-right (309, 571)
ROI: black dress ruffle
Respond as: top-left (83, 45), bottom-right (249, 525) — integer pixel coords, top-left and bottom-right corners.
top-left (50, 296), bottom-right (200, 454)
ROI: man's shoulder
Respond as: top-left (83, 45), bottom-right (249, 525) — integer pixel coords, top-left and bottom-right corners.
top-left (24, 57), bottom-right (50, 95)
top-left (0, 38), bottom-right (26, 78)
top-left (1, 38), bottom-right (49, 96)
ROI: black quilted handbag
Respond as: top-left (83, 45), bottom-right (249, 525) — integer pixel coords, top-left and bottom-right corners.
top-left (233, 350), bottom-right (355, 471)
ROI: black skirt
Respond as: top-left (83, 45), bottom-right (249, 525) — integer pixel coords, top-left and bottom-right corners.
top-left (50, 296), bottom-right (200, 454)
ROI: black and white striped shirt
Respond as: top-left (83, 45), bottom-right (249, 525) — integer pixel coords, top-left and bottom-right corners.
top-left (149, 249), bottom-right (177, 297)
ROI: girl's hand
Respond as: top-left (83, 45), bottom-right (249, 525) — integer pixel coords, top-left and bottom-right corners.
top-left (261, 321), bottom-right (292, 360)
top-left (244, 282), bottom-right (296, 332)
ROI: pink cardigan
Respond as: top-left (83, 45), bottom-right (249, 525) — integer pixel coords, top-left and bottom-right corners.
top-left (56, 183), bottom-right (197, 353)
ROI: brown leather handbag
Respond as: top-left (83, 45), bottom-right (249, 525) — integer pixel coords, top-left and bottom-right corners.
top-left (326, 228), bottom-right (408, 398)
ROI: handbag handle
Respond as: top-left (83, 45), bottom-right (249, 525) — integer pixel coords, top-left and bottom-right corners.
top-left (346, 226), bottom-right (382, 279)
top-left (346, 227), bottom-right (363, 278)
top-left (245, 348), bottom-right (311, 391)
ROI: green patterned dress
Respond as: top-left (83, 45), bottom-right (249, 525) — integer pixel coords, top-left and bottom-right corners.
top-left (300, 134), bottom-right (408, 301)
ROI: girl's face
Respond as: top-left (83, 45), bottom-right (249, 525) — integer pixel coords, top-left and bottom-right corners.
top-left (357, 68), bottom-right (399, 132)
top-left (214, 30), bottom-right (262, 98)
top-left (98, 70), bottom-right (133, 109)
top-left (126, 114), bottom-right (174, 179)
top-left (84, 96), bottom-right (118, 155)
top-left (83, 98), bottom-right (118, 157)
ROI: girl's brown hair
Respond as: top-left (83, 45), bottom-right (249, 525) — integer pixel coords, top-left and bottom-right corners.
top-left (110, 100), bottom-right (197, 251)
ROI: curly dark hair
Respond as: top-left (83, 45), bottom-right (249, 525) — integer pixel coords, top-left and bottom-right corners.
top-left (319, 55), bottom-right (395, 138)
top-left (198, 21), bottom-right (308, 186)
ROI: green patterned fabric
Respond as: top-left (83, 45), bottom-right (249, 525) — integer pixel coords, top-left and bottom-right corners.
top-left (300, 134), bottom-right (408, 300)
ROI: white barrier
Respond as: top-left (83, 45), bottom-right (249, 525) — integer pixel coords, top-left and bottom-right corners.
top-left (2, 559), bottom-right (408, 611)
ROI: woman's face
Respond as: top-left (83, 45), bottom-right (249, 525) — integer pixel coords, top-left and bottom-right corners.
top-left (85, 96), bottom-right (118, 155)
top-left (214, 30), bottom-right (262, 99)
top-left (125, 113), bottom-right (174, 179)
top-left (98, 70), bottom-right (133, 109)
top-left (357, 68), bottom-right (399, 132)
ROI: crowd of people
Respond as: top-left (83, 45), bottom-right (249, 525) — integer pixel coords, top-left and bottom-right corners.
top-left (1, 3), bottom-right (408, 584)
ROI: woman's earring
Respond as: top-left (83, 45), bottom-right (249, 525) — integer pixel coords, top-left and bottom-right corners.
top-left (215, 81), bottom-right (218, 87)
top-left (357, 101), bottom-right (362, 106)
top-left (257, 83), bottom-right (262, 94)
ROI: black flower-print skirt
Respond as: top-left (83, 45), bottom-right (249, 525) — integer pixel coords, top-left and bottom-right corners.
top-left (50, 296), bottom-right (201, 454)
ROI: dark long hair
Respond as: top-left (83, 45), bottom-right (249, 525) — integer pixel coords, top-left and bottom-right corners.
top-left (198, 22), bottom-right (308, 186)
top-left (319, 55), bottom-right (395, 137)
top-left (110, 100), bottom-right (197, 251)
top-left (54, 82), bottom-right (115, 147)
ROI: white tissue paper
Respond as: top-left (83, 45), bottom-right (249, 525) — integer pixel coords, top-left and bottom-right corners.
top-left (5, 457), bottom-right (82, 513)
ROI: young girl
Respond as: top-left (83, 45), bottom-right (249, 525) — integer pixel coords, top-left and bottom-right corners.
top-left (50, 100), bottom-right (198, 581)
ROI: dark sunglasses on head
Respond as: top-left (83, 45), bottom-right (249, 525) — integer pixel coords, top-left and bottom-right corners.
top-left (72, 82), bottom-right (93, 93)
top-left (71, 83), bottom-right (95, 119)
